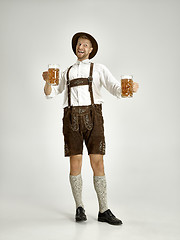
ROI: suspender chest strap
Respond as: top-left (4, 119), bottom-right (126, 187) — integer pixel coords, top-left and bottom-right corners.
top-left (66, 66), bottom-right (73, 108)
top-left (88, 62), bottom-right (94, 106)
top-left (66, 63), bottom-right (94, 108)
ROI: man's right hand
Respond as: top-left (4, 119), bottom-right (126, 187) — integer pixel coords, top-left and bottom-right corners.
top-left (42, 71), bottom-right (49, 82)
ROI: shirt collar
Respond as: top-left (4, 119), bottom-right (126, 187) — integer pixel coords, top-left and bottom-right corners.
top-left (76, 59), bottom-right (91, 65)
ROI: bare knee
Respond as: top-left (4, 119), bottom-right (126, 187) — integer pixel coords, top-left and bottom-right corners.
top-left (90, 154), bottom-right (105, 176)
top-left (70, 155), bottom-right (82, 176)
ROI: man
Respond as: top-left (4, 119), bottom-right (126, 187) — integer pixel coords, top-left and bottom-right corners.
top-left (42, 32), bottom-right (139, 225)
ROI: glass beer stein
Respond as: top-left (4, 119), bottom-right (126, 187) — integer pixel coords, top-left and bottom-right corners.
top-left (48, 64), bottom-right (60, 85)
top-left (121, 75), bottom-right (133, 97)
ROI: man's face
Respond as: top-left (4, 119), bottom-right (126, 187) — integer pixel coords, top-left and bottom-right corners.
top-left (76, 37), bottom-right (93, 61)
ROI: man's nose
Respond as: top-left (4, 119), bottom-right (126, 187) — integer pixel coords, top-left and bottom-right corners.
top-left (78, 45), bottom-right (83, 49)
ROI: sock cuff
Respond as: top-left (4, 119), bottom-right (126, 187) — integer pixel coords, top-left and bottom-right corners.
top-left (69, 174), bottom-right (82, 180)
top-left (93, 175), bottom-right (106, 180)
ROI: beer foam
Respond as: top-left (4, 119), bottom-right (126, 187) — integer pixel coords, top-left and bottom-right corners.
top-left (121, 75), bottom-right (133, 79)
top-left (48, 64), bottom-right (60, 69)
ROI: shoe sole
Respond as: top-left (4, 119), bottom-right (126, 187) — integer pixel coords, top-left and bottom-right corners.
top-left (98, 218), bottom-right (123, 225)
top-left (76, 217), bottom-right (87, 222)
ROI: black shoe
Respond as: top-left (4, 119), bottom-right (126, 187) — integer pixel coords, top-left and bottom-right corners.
top-left (75, 207), bottom-right (87, 222)
top-left (98, 209), bottom-right (123, 225)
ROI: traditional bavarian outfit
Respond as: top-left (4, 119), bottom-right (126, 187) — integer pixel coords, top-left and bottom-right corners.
top-left (63, 62), bottom-right (106, 157)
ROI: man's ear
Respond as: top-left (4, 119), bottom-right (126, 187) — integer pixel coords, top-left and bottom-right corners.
top-left (89, 48), bottom-right (93, 54)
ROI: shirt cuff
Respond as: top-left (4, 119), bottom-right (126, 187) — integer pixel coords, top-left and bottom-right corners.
top-left (116, 87), bottom-right (122, 99)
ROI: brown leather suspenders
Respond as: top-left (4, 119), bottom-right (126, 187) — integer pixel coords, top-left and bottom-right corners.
top-left (66, 63), bottom-right (94, 108)
top-left (66, 66), bottom-right (73, 108)
top-left (88, 63), bottom-right (94, 106)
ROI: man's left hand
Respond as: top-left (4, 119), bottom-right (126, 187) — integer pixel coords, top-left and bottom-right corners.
top-left (133, 82), bottom-right (139, 93)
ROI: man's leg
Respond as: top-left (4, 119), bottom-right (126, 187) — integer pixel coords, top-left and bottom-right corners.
top-left (89, 154), bottom-right (108, 213)
top-left (90, 154), bottom-right (122, 225)
top-left (69, 154), bottom-right (87, 222)
top-left (70, 154), bottom-right (82, 176)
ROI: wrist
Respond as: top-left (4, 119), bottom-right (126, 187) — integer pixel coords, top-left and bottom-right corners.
top-left (46, 81), bottom-right (51, 86)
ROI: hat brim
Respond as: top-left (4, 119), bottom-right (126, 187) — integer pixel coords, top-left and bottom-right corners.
top-left (72, 32), bottom-right (98, 59)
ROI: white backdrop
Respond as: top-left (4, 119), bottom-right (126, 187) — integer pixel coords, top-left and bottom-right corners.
top-left (0, 0), bottom-right (180, 239)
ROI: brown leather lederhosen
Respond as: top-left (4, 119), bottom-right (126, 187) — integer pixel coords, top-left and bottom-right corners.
top-left (62, 62), bottom-right (106, 157)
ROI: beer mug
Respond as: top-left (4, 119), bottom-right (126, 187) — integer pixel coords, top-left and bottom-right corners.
top-left (121, 75), bottom-right (133, 97)
top-left (48, 64), bottom-right (60, 85)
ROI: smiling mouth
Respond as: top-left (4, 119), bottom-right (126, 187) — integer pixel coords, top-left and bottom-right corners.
top-left (78, 50), bottom-right (84, 54)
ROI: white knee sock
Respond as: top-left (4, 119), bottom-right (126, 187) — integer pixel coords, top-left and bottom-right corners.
top-left (93, 175), bottom-right (108, 213)
top-left (69, 174), bottom-right (84, 209)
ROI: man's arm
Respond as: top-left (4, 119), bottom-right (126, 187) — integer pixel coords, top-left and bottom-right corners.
top-left (99, 64), bottom-right (139, 98)
top-left (42, 71), bottom-right (52, 95)
top-left (42, 70), bottom-right (66, 98)
top-left (44, 82), bottom-right (52, 95)
top-left (99, 64), bottom-right (122, 98)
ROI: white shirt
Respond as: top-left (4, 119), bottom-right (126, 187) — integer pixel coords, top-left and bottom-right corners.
top-left (46, 59), bottom-right (121, 108)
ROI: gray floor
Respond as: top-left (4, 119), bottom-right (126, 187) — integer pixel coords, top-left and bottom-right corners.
top-left (0, 196), bottom-right (180, 240)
